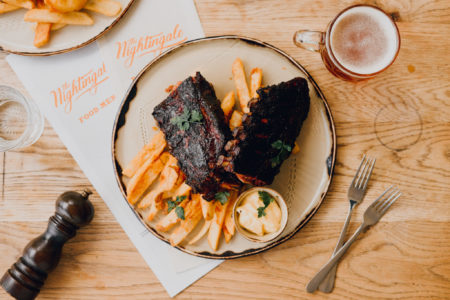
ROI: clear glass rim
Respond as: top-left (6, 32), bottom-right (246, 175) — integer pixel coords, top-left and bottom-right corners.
top-left (0, 85), bottom-right (44, 152)
top-left (325, 4), bottom-right (401, 78)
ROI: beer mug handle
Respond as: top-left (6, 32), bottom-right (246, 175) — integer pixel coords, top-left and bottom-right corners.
top-left (293, 30), bottom-right (325, 52)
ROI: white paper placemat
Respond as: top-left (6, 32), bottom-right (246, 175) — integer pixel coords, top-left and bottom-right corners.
top-left (6, 1), bottom-right (223, 296)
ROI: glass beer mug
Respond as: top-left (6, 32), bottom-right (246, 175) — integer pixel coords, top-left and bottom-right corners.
top-left (293, 5), bottom-right (400, 81)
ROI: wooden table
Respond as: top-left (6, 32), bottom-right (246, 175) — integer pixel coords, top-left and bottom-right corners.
top-left (1, 0), bottom-right (449, 299)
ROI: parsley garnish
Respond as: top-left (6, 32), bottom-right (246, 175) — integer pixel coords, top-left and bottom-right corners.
top-left (215, 191), bottom-right (230, 205)
top-left (175, 206), bottom-right (185, 220)
top-left (257, 191), bottom-right (275, 218)
top-left (167, 195), bottom-right (186, 212)
top-left (190, 110), bottom-right (203, 122)
top-left (270, 140), bottom-right (292, 168)
top-left (170, 109), bottom-right (203, 131)
top-left (167, 200), bottom-right (177, 212)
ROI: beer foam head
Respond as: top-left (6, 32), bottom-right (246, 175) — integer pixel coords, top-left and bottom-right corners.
top-left (330, 6), bottom-right (399, 75)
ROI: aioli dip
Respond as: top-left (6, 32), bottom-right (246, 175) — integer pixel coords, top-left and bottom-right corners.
top-left (236, 190), bottom-right (282, 236)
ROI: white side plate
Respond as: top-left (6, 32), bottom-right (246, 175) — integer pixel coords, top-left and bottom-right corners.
top-left (0, 0), bottom-right (134, 55)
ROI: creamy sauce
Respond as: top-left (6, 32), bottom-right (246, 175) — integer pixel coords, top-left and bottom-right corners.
top-left (236, 191), bottom-right (282, 236)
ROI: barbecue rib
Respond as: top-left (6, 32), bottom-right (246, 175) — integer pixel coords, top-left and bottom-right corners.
top-left (221, 77), bottom-right (310, 186)
top-left (152, 72), bottom-right (232, 200)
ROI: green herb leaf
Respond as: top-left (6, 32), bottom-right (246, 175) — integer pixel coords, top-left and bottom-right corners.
top-left (270, 140), bottom-right (293, 168)
top-left (175, 195), bottom-right (187, 203)
top-left (258, 191), bottom-right (274, 206)
top-left (170, 114), bottom-right (189, 131)
top-left (170, 109), bottom-right (203, 131)
top-left (190, 110), bottom-right (203, 122)
top-left (167, 200), bottom-right (177, 212)
top-left (180, 121), bottom-right (190, 130)
top-left (175, 206), bottom-right (185, 220)
top-left (215, 191), bottom-right (230, 205)
top-left (257, 206), bottom-right (266, 218)
top-left (181, 109), bottom-right (190, 118)
top-left (257, 191), bottom-right (275, 218)
top-left (167, 195), bottom-right (187, 213)
top-left (271, 156), bottom-right (280, 168)
top-left (271, 140), bottom-right (283, 150)
top-left (170, 117), bottom-right (179, 126)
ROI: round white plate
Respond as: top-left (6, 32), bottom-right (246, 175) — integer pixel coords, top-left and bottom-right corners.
top-left (112, 36), bottom-right (336, 259)
top-left (0, 0), bottom-right (134, 55)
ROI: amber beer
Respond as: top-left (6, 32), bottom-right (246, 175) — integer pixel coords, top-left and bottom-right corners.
top-left (294, 5), bottom-right (400, 81)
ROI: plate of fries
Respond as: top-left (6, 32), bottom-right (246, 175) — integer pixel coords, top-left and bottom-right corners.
top-left (0, 0), bottom-right (134, 55)
top-left (112, 36), bottom-right (336, 259)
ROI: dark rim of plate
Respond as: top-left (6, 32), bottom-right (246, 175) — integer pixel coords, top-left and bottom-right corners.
top-left (111, 35), bottom-right (337, 259)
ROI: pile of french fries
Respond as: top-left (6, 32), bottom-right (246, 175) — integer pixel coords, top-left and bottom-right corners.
top-left (122, 58), bottom-right (299, 251)
top-left (224, 58), bottom-right (300, 152)
top-left (122, 130), bottom-right (239, 251)
top-left (0, 0), bottom-right (122, 48)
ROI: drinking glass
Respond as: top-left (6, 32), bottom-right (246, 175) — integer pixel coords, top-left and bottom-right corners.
top-left (293, 5), bottom-right (400, 81)
top-left (0, 85), bottom-right (44, 152)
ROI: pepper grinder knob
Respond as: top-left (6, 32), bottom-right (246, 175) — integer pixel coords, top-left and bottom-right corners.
top-left (1, 190), bottom-right (94, 300)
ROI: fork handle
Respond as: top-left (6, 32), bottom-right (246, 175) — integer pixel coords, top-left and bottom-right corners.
top-left (306, 223), bottom-right (366, 293)
top-left (319, 202), bottom-right (355, 292)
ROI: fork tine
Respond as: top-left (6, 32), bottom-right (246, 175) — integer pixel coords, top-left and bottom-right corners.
top-left (374, 187), bottom-right (399, 210)
top-left (369, 185), bottom-right (395, 209)
top-left (353, 155), bottom-right (369, 188)
top-left (377, 189), bottom-right (401, 212)
top-left (379, 192), bottom-right (401, 217)
top-left (374, 186), bottom-right (398, 209)
top-left (361, 158), bottom-right (376, 190)
top-left (350, 154), bottom-right (367, 187)
top-left (355, 158), bottom-right (370, 188)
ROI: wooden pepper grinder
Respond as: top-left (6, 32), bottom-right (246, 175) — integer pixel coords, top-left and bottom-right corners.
top-left (1, 190), bottom-right (94, 300)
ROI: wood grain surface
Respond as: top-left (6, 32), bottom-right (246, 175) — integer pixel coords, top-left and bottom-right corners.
top-left (1, 0), bottom-right (449, 299)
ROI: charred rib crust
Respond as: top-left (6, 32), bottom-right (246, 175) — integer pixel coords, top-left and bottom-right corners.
top-left (153, 72), bottom-right (231, 200)
top-left (223, 77), bottom-right (310, 185)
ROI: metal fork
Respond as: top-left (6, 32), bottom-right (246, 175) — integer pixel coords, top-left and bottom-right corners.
top-left (318, 155), bottom-right (376, 293)
top-left (307, 186), bottom-right (402, 293)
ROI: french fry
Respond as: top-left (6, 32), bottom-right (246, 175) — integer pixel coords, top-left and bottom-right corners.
top-left (223, 191), bottom-right (238, 243)
top-left (32, 0), bottom-right (51, 48)
top-left (84, 0), bottom-right (121, 17)
top-left (3, 0), bottom-right (34, 9)
top-left (45, 0), bottom-right (88, 12)
top-left (163, 181), bottom-right (191, 199)
top-left (138, 155), bottom-right (179, 212)
top-left (51, 23), bottom-right (66, 30)
top-left (229, 110), bottom-right (243, 130)
top-left (24, 9), bottom-right (94, 25)
top-left (220, 91), bottom-right (235, 118)
top-left (232, 58), bottom-right (251, 113)
top-left (249, 68), bottom-right (262, 99)
top-left (138, 188), bottom-right (161, 212)
top-left (122, 131), bottom-right (166, 177)
top-left (0, 3), bottom-right (21, 14)
top-left (32, 22), bottom-right (66, 31)
top-left (198, 195), bottom-right (214, 220)
top-left (161, 171), bottom-right (184, 198)
top-left (126, 153), bottom-right (167, 205)
top-left (156, 197), bottom-right (189, 232)
top-left (223, 226), bottom-right (232, 243)
top-left (34, 22), bottom-right (51, 47)
top-left (292, 142), bottom-right (300, 154)
top-left (188, 220), bottom-right (211, 245)
top-left (154, 155), bottom-right (180, 207)
top-left (170, 195), bottom-right (202, 246)
top-left (208, 200), bottom-right (230, 251)
top-left (145, 198), bottom-right (160, 222)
